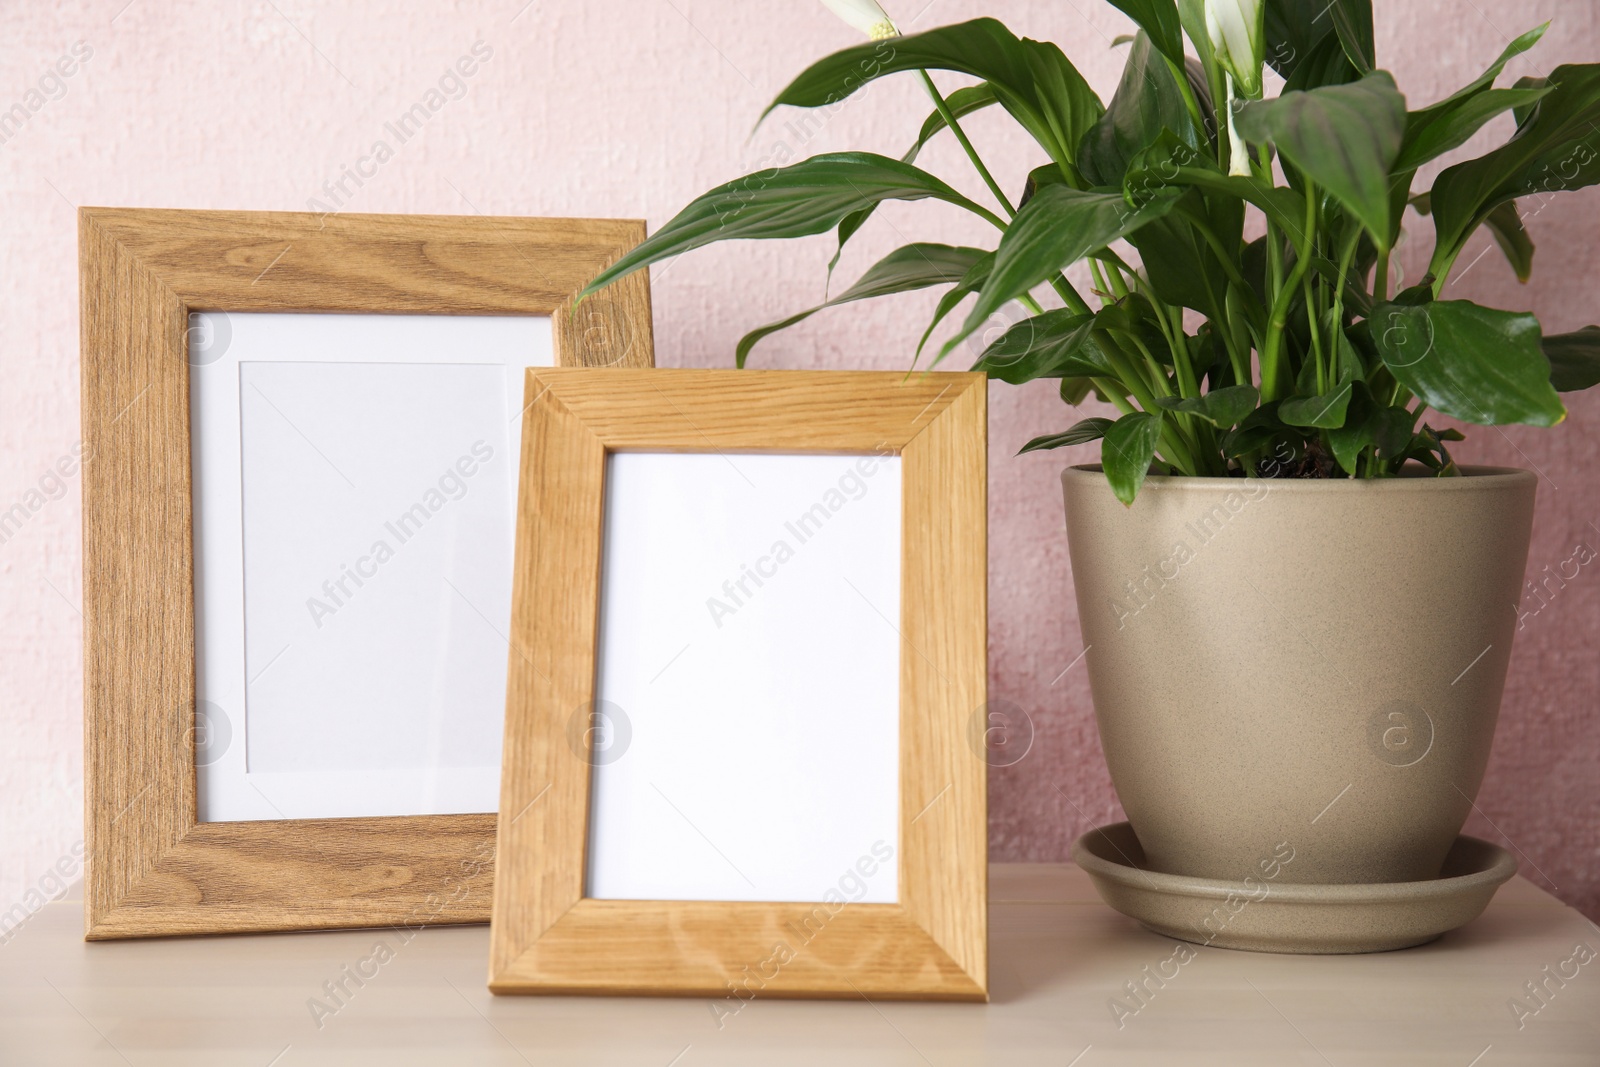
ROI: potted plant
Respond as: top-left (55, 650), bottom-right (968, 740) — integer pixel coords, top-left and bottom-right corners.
top-left (579, 0), bottom-right (1600, 892)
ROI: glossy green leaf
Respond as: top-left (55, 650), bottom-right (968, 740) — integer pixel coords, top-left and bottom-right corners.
top-left (1102, 411), bottom-right (1163, 504)
top-left (1372, 300), bottom-right (1565, 425)
top-left (737, 244), bottom-right (989, 367)
top-left (1429, 64), bottom-right (1600, 275)
top-left (1125, 205), bottom-right (1222, 313)
top-left (1409, 423), bottom-right (1465, 475)
top-left (1019, 417), bottom-right (1116, 454)
top-left (1105, 0), bottom-right (1185, 68)
top-left (1327, 381), bottom-right (1414, 473)
top-left (1282, 31), bottom-right (1363, 93)
top-left (1262, 0), bottom-right (1325, 80)
top-left (1126, 148), bottom-right (1312, 254)
top-left (914, 254), bottom-right (994, 362)
top-left (1078, 33), bottom-right (1199, 188)
top-left (1221, 402), bottom-right (1289, 457)
top-left (1234, 71), bottom-right (1407, 249)
top-left (829, 84), bottom-right (998, 278)
top-left (1152, 384), bottom-right (1260, 427)
top-left (579, 153), bottom-right (990, 298)
top-left (1396, 85), bottom-right (1551, 171)
top-left (1278, 380), bottom-right (1354, 427)
top-left (1409, 23), bottom-right (1547, 123)
top-left (1511, 75), bottom-right (1547, 126)
top-left (1543, 326), bottom-right (1600, 391)
top-left (972, 309), bottom-right (1108, 383)
top-left (1483, 200), bottom-right (1534, 283)
top-left (942, 184), bottom-right (1183, 358)
top-left (763, 20), bottom-right (1102, 172)
top-left (1019, 162), bottom-right (1069, 209)
top-left (1327, 0), bottom-right (1375, 75)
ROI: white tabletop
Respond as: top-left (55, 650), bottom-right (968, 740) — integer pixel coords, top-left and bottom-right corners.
top-left (3, 864), bottom-right (1597, 1065)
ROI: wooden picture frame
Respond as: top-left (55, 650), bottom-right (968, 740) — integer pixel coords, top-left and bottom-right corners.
top-left (488, 368), bottom-right (988, 1000)
top-left (80, 208), bottom-right (653, 939)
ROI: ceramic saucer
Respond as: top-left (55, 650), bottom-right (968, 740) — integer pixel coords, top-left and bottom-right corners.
top-left (1071, 822), bottom-right (1517, 954)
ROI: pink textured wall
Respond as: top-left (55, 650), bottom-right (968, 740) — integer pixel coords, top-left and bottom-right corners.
top-left (2, 1), bottom-right (1596, 919)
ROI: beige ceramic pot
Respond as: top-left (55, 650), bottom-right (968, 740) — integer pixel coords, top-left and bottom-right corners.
top-left (1061, 465), bottom-right (1536, 885)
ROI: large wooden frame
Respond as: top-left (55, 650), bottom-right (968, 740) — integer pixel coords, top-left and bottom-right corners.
top-left (80, 208), bottom-right (654, 939)
top-left (488, 368), bottom-right (987, 1000)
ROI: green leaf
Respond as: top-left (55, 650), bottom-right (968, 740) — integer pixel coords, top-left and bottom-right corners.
top-left (1483, 200), bottom-right (1534, 283)
top-left (1061, 377), bottom-right (1104, 405)
top-left (1409, 424), bottom-right (1465, 475)
top-left (1543, 326), bottom-right (1600, 391)
top-left (910, 83), bottom-right (999, 162)
top-left (763, 20), bottom-right (1102, 173)
top-left (1262, 0), bottom-right (1323, 80)
top-left (1410, 23), bottom-right (1548, 123)
top-left (972, 309), bottom-right (1109, 383)
top-left (914, 254), bottom-right (994, 362)
top-left (1105, 0), bottom-right (1185, 68)
top-left (1278, 379), bottom-right (1354, 427)
top-left (1328, 381), bottom-right (1415, 473)
top-left (1124, 204), bottom-right (1222, 313)
top-left (579, 153), bottom-right (992, 298)
top-left (1282, 31), bottom-right (1363, 93)
top-left (829, 84), bottom-right (999, 279)
top-left (1077, 32), bottom-right (1199, 188)
top-left (1127, 155), bottom-right (1312, 255)
top-left (1264, 0), bottom-right (1370, 89)
top-left (1019, 162), bottom-right (1069, 209)
top-left (1235, 71), bottom-right (1407, 249)
top-left (1511, 76), bottom-right (1547, 127)
top-left (942, 184), bottom-right (1183, 357)
top-left (1102, 411), bottom-right (1163, 504)
top-left (1396, 85), bottom-right (1552, 171)
top-left (736, 244), bottom-right (989, 367)
top-left (1153, 384), bottom-right (1260, 427)
top-left (1429, 64), bottom-right (1600, 275)
top-left (1372, 300), bottom-right (1565, 426)
top-left (1401, 85), bottom-right (1548, 173)
top-left (1221, 402), bottom-right (1290, 457)
top-left (1327, 0), bottom-right (1375, 75)
top-left (1019, 417), bottom-right (1116, 454)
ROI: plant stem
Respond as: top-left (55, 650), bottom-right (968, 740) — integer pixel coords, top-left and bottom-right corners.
top-left (1374, 246), bottom-right (1391, 303)
top-left (918, 71), bottom-right (1016, 219)
top-left (1259, 197), bottom-right (1323, 402)
top-left (1050, 275), bottom-right (1095, 316)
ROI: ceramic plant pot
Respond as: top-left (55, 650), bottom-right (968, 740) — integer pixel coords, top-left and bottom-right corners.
top-left (1061, 465), bottom-right (1536, 885)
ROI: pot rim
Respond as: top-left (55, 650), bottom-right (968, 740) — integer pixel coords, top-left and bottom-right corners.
top-left (1062, 463), bottom-right (1535, 493)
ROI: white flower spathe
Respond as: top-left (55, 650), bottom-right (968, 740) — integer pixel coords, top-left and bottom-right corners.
top-left (821, 0), bottom-right (898, 40)
top-left (1204, 0), bottom-right (1264, 99)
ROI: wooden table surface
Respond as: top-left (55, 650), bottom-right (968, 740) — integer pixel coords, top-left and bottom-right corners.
top-left (3, 864), bottom-right (1597, 1065)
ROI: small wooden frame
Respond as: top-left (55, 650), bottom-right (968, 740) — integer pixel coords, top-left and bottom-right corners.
top-left (488, 368), bottom-right (988, 1000)
top-left (80, 208), bottom-right (653, 939)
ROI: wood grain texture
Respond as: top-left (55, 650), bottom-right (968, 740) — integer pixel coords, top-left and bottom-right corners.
top-left (79, 207), bottom-right (654, 939)
top-left (489, 369), bottom-right (988, 1000)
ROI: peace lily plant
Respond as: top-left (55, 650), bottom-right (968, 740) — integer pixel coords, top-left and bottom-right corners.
top-left (582, 0), bottom-right (1600, 504)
